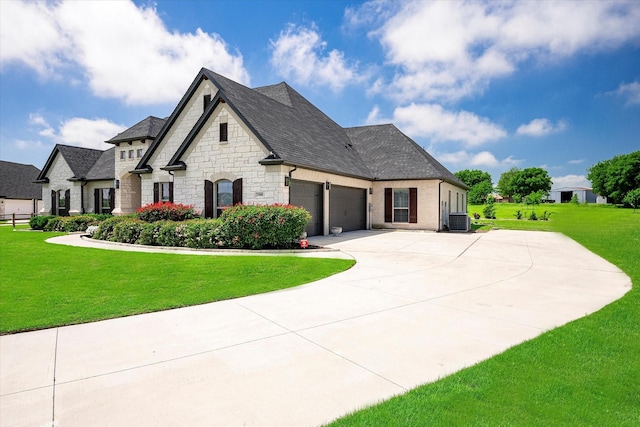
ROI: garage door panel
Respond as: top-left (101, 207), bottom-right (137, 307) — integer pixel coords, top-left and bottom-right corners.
top-left (290, 180), bottom-right (323, 237)
top-left (329, 185), bottom-right (366, 232)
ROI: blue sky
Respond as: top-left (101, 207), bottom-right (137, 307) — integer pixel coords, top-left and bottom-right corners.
top-left (1, 0), bottom-right (639, 188)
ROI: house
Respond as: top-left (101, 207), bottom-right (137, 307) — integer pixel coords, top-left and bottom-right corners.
top-left (548, 187), bottom-right (606, 204)
top-left (36, 68), bottom-right (468, 235)
top-left (0, 160), bottom-right (43, 218)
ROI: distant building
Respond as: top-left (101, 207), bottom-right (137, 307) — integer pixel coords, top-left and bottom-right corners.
top-left (0, 160), bottom-right (43, 217)
top-left (548, 187), bottom-right (606, 204)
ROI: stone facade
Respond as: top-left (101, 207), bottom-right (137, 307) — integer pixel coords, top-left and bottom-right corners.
top-left (40, 154), bottom-right (81, 215)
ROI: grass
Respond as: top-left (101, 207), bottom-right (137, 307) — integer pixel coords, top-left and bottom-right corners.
top-left (0, 226), bottom-right (354, 333)
top-left (329, 203), bottom-right (640, 426)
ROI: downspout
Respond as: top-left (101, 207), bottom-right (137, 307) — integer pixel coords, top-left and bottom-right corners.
top-left (287, 166), bottom-right (297, 205)
top-left (437, 180), bottom-right (444, 232)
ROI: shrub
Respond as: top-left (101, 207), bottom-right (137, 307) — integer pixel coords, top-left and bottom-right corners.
top-left (483, 197), bottom-right (496, 219)
top-left (136, 221), bottom-right (169, 246)
top-left (93, 215), bottom-right (134, 241)
top-left (182, 219), bottom-right (222, 249)
top-left (218, 204), bottom-right (311, 249)
top-left (29, 215), bottom-right (54, 230)
top-left (541, 211), bottom-right (552, 221)
top-left (112, 219), bottom-right (145, 244)
top-left (514, 210), bottom-right (523, 220)
top-left (570, 193), bottom-right (579, 204)
top-left (472, 212), bottom-right (481, 220)
top-left (524, 191), bottom-right (544, 206)
top-left (528, 211), bottom-right (538, 221)
top-left (137, 202), bottom-right (198, 222)
top-left (41, 214), bottom-right (110, 232)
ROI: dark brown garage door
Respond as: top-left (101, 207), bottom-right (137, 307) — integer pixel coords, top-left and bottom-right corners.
top-left (329, 185), bottom-right (366, 232)
top-left (290, 180), bottom-right (323, 236)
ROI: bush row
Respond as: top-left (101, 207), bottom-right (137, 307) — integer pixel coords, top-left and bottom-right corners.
top-left (136, 202), bottom-right (198, 222)
top-left (92, 204), bottom-right (310, 249)
top-left (29, 214), bottom-right (112, 231)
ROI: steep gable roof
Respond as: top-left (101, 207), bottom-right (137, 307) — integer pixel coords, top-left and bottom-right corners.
top-left (346, 124), bottom-right (468, 187)
top-left (106, 116), bottom-right (166, 144)
top-left (36, 144), bottom-right (105, 182)
top-left (0, 161), bottom-right (42, 199)
top-left (147, 68), bottom-right (372, 178)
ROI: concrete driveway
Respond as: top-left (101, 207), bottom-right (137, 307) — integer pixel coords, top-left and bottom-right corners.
top-left (0, 230), bottom-right (631, 426)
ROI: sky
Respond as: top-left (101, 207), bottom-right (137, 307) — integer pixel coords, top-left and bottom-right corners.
top-left (1, 0), bottom-right (639, 188)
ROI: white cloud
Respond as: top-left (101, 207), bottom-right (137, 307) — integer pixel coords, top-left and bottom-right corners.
top-left (351, 0), bottom-right (640, 103)
top-left (516, 118), bottom-right (568, 136)
top-left (568, 159), bottom-right (585, 165)
top-left (389, 103), bottom-right (507, 147)
top-left (437, 150), bottom-right (521, 168)
top-left (552, 174), bottom-right (591, 189)
top-left (29, 114), bottom-right (126, 150)
top-left (609, 81), bottom-right (640, 106)
top-left (14, 139), bottom-right (48, 150)
top-left (270, 24), bottom-right (362, 92)
top-left (0, 0), bottom-right (249, 105)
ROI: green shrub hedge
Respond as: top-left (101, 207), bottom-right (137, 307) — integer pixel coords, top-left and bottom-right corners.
top-left (29, 215), bottom-right (55, 230)
top-left (38, 214), bottom-right (112, 232)
top-left (136, 202), bottom-right (198, 222)
top-left (92, 204), bottom-right (310, 249)
top-left (217, 204), bottom-right (311, 249)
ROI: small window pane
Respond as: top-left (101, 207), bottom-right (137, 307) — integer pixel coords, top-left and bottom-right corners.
top-left (120, 151), bottom-right (126, 160)
top-left (394, 209), bottom-right (409, 223)
top-left (128, 150), bottom-right (134, 159)
top-left (161, 182), bottom-right (171, 201)
top-left (58, 190), bottom-right (66, 208)
top-left (220, 123), bottom-right (228, 142)
top-left (216, 180), bottom-right (233, 216)
top-left (394, 189), bottom-right (409, 208)
top-left (101, 189), bottom-right (110, 209)
top-left (136, 149), bottom-right (143, 158)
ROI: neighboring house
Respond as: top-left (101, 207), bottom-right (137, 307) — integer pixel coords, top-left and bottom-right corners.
top-left (0, 160), bottom-right (42, 217)
top-left (548, 187), bottom-right (606, 204)
top-left (37, 68), bottom-right (468, 235)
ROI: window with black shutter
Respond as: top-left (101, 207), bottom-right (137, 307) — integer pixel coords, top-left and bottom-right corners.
top-left (220, 122), bottom-right (228, 142)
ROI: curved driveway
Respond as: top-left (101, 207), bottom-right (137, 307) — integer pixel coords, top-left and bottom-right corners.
top-left (1, 230), bottom-right (631, 426)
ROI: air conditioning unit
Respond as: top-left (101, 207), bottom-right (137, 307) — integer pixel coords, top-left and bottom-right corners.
top-left (449, 213), bottom-right (470, 232)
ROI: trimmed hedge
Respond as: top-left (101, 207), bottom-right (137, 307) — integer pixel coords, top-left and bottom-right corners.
top-left (29, 215), bottom-right (55, 230)
top-left (92, 204), bottom-right (310, 249)
top-left (137, 202), bottom-right (198, 222)
top-left (218, 204), bottom-right (311, 249)
top-left (38, 214), bottom-right (112, 232)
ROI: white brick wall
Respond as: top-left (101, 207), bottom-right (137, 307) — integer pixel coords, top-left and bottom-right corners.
top-left (40, 153), bottom-right (82, 215)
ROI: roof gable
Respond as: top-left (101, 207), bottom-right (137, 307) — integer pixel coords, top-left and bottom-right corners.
top-left (36, 144), bottom-right (105, 181)
top-left (0, 161), bottom-right (42, 199)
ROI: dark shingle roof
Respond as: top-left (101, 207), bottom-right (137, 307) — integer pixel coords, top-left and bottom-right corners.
top-left (202, 70), bottom-right (372, 178)
top-left (0, 160), bottom-right (42, 199)
top-left (85, 147), bottom-right (115, 180)
top-left (106, 116), bottom-right (166, 143)
top-left (346, 124), bottom-right (468, 187)
top-left (36, 144), bottom-right (105, 181)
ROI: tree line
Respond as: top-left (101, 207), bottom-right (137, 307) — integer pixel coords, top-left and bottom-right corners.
top-left (454, 150), bottom-right (639, 209)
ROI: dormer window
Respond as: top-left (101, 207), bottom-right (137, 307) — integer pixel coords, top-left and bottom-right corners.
top-left (220, 122), bottom-right (228, 142)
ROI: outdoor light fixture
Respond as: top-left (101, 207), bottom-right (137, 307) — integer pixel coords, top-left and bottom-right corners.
top-left (326, 181), bottom-right (331, 190)
top-left (284, 176), bottom-right (291, 186)
top-left (113, 179), bottom-right (120, 189)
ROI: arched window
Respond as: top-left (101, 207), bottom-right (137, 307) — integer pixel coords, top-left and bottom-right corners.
top-left (216, 180), bottom-right (233, 217)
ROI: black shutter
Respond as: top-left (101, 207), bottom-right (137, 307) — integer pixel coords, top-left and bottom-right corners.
top-left (169, 182), bottom-right (174, 203)
top-left (384, 188), bottom-right (392, 223)
top-left (64, 189), bottom-right (70, 216)
top-left (204, 180), bottom-right (214, 218)
top-left (109, 188), bottom-right (115, 213)
top-left (51, 190), bottom-right (57, 216)
top-left (153, 183), bottom-right (159, 203)
top-left (409, 188), bottom-right (418, 223)
top-left (233, 178), bottom-right (242, 205)
top-left (94, 189), bottom-right (100, 214)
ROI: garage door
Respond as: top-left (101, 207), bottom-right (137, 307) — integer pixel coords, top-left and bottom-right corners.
top-left (289, 180), bottom-right (323, 236)
top-left (329, 185), bottom-right (366, 232)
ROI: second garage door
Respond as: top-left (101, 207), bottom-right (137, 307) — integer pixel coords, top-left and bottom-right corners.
top-left (290, 180), bottom-right (323, 236)
top-left (329, 185), bottom-right (367, 232)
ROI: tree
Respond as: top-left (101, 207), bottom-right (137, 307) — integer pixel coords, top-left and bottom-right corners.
top-left (509, 167), bottom-right (552, 200)
top-left (623, 188), bottom-right (640, 212)
top-left (587, 151), bottom-right (640, 204)
top-left (455, 169), bottom-right (493, 204)
top-left (497, 167), bottom-right (520, 200)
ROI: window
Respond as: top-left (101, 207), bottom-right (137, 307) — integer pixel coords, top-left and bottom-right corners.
top-left (203, 94), bottom-right (211, 110)
top-left (120, 151), bottom-right (126, 160)
top-left (95, 188), bottom-right (114, 214)
top-left (153, 182), bottom-right (173, 203)
top-left (58, 190), bottom-right (66, 209)
top-left (215, 180), bottom-right (233, 217)
top-left (220, 122), bottom-right (228, 142)
top-left (128, 150), bottom-right (134, 159)
top-left (136, 149), bottom-right (143, 158)
top-left (101, 189), bottom-right (111, 210)
top-left (385, 187), bottom-right (417, 224)
top-left (393, 189), bottom-right (409, 223)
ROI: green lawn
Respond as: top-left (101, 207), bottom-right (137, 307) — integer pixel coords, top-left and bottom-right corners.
top-left (0, 227), bottom-right (354, 333)
top-left (329, 203), bottom-right (640, 426)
